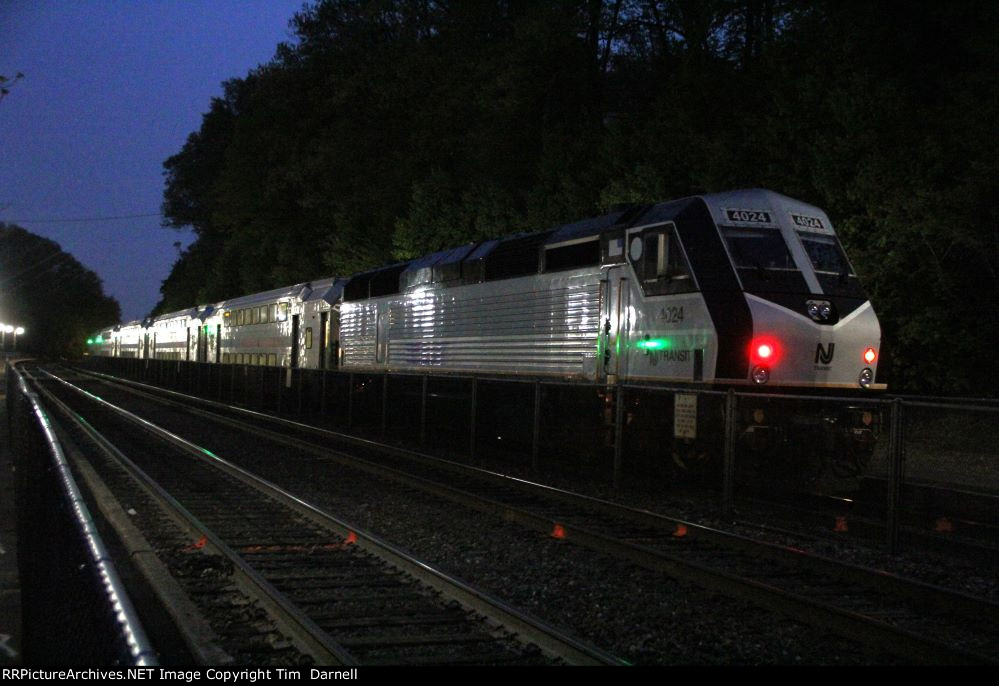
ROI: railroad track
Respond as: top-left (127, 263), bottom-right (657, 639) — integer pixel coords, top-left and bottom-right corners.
top-left (57, 365), bottom-right (999, 664)
top-left (23, 364), bottom-right (619, 666)
top-left (730, 489), bottom-right (999, 566)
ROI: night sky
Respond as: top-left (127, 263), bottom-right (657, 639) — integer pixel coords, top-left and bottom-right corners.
top-left (1, 1), bottom-right (306, 322)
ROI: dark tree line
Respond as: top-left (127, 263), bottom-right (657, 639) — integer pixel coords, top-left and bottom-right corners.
top-left (159, 0), bottom-right (999, 395)
top-left (0, 224), bottom-right (121, 357)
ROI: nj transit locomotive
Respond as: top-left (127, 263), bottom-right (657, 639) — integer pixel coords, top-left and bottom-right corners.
top-left (88, 190), bottom-right (883, 471)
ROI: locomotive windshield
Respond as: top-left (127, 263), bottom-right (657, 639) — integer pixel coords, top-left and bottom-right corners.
top-left (721, 226), bottom-right (797, 271)
top-left (796, 231), bottom-right (853, 276)
top-left (796, 230), bottom-right (865, 297)
top-left (720, 225), bottom-right (808, 293)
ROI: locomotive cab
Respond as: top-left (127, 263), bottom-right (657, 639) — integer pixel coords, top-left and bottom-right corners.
top-left (705, 190), bottom-right (884, 392)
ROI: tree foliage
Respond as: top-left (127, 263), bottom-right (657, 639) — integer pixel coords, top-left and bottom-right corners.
top-left (0, 224), bottom-right (121, 357)
top-left (159, 0), bottom-right (999, 395)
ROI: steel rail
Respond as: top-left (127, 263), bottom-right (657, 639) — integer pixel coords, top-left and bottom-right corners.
top-left (9, 364), bottom-right (158, 665)
top-left (42, 367), bottom-right (624, 666)
top-left (70, 366), bottom-right (999, 621)
top-left (64, 365), bottom-right (999, 664)
top-left (27, 368), bottom-right (357, 666)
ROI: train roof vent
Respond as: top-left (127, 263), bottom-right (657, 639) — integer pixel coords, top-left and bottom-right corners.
top-left (344, 263), bottom-right (409, 301)
top-left (545, 211), bottom-right (627, 246)
top-left (543, 239), bottom-right (600, 273)
top-left (478, 231), bottom-right (552, 282)
top-left (613, 203), bottom-right (653, 228)
top-left (400, 243), bottom-right (476, 290)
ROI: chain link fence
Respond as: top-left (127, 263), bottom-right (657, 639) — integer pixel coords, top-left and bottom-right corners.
top-left (79, 356), bottom-right (999, 555)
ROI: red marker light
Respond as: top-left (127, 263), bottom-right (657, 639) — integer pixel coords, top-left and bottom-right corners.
top-left (749, 337), bottom-right (780, 364)
top-left (863, 347), bottom-right (877, 364)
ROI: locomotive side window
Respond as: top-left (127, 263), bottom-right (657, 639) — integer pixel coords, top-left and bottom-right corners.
top-left (628, 224), bottom-right (695, 296)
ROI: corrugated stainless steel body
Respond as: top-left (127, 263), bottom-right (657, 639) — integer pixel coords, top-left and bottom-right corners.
top-left (341, 269), bottom-right (602, 378)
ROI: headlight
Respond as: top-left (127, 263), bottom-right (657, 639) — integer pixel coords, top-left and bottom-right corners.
top-left (805, 299), bottom-right (833, 322)
top-left (752, 365), bottom-right (770, 384)
top-left (858, 368), bottom-right (874, 388)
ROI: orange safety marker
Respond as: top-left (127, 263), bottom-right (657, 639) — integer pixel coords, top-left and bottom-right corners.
top-left (551, 523), bottom-right (567, 539)
top-left (344, 531), bottom-right (358, 545)
top-left (183, 534), bottom-right (207, 551)
top-left (672, 523), bottom-right (688, 538)
top-left (934, 517), bottom-right (954, 533)
top-left (834, 516), bottom-right (849, 533)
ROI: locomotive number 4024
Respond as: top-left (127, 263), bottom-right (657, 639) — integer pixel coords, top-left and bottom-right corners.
top-left (725, 208), bottom-right (773, 224)
top-left (659, 306), bottom-right (685, 323)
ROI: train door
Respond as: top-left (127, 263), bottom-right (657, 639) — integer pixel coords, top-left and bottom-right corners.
top-left (197, 325), bottom-right (207, 362)
top-left (290, 314), bottom-right (300, 368)
top-left (605, 267), bottom-right (631, 383)
top-left (319, 311), bottom-right (329, 369)
top-left (375, 305), bottom-right (388, 364)
top-left (597, 279), bottom-right (610, 383)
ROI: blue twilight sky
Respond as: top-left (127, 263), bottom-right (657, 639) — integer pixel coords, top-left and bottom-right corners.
top-left (0, 0), bottom-right (307, 321)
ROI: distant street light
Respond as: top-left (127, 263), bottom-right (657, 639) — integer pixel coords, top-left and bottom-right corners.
top-left (1, 323), bottom-right (23, 352)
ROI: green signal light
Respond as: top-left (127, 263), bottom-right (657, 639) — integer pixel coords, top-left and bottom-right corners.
top-left (86, 338), bottom-right (94, 345)
top-left (636, 338), bottom-right (671, 350)
top-left (95, 335), bottom-right (103, 343)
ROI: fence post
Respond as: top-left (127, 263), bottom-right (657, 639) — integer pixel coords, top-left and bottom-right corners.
top-left (321, 370), bottom-right (328, 417)
top-left (613, 385), bottom-right (625, 489)
top-left (381, 373), bottom-right (389, 436)
top-left (347, 373), bottom-right (354, 429)
top-left (276, 369), bottom-right (284, 415)
top-left (420, 375), bottom-right (428, 445)
top-left (296, 368), bottom-right (304, 415)
top-left (722, 388), bottom-right (737, 517)
top-left (532, 381), bottom-right (542, 474)
top-left (886, 398), bottom-right (905, 554)
top-left (469, 378), bottom-right (478, 459)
